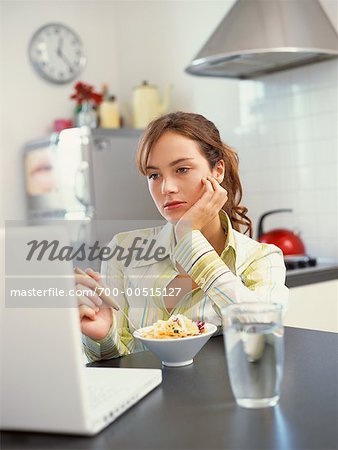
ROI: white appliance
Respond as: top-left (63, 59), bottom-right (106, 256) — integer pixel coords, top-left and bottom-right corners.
top-left (0, 226), bottom-right (162, 436)
top-left (23, 127), bottom-right (164, 268)
top-left (23, 127), bottom-right (161, 222)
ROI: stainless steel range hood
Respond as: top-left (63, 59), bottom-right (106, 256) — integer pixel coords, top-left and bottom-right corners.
top-left (185, 0), bottom-right (338, 79)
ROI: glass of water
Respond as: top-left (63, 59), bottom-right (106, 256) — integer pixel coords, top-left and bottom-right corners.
top-left (222, 302), bottom-right (284, 408)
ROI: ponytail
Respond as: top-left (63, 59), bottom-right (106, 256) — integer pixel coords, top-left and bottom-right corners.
top-left (220, 143), bottom-right (252, 237)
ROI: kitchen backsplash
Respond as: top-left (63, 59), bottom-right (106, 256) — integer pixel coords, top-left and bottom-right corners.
top-left (222, 59), bottom-right (338, 259)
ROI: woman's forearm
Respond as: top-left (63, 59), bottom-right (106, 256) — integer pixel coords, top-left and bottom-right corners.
top-left (173, 230), bottom-right (288, 310)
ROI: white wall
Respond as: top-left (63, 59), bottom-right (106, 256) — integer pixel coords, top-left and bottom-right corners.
top-left (232, 0), bottom-right (338, 259)
top-left (0, 0), bottom-right (235, 222)
top-left (1, 0), bottom-right (337, 260)
top-left (112, 0), bottom-right (237, 122)
top-left (1, 0), bottom-right (121, 221)
top-left (0, 0), bottom-right (4, 221)
top-left (228, 59), bottom-right (338, 259)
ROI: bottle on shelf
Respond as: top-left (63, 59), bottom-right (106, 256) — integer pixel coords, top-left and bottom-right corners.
top-left (99, 84), bottom-right (120, 129)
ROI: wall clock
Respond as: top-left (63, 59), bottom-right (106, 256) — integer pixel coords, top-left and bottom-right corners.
top-left (28, 22), bottom-right (86, 84)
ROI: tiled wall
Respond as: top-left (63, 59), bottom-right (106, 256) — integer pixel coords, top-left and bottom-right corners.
top-left (223, 60), bottom-right (338, 259)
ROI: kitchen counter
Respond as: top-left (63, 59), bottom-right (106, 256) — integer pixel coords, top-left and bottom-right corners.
top-left (286, 260), bottom-right (338, 288)
top-left (2, 328), bottom-right (337, 450)
top-left (284, 260), bottom-right (338, 332)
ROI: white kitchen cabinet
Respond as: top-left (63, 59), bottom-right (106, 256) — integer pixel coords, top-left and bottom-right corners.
top-left (284, 280), bottom-right (338, 332)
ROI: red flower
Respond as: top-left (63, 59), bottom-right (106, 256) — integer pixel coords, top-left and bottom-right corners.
top-left (70, 81), bottom-right (103, 106)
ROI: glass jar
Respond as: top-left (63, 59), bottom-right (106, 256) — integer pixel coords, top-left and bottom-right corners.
top-left (76, 101), bottom-right (98, 128)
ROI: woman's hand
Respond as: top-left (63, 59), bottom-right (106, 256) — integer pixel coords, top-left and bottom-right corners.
top-left (76, 268), bottom-right (113, 340)
top-left (175, 176), bottom-right (228, 241)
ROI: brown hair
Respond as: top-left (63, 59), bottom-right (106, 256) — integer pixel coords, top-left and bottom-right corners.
top-left (136, 111), bottom-right (252, 237)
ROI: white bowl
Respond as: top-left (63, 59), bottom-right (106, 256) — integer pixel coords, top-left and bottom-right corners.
top-left (133, 323), bottom-right (217, 367)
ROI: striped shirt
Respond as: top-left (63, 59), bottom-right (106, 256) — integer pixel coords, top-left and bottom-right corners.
top-left (82, 210), bottom-right (288, 361)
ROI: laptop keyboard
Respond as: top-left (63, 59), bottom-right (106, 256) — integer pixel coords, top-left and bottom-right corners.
top-left (84, 367), bottom-right (161, 428)
top-left (87, 381), bottom-right (121, 411)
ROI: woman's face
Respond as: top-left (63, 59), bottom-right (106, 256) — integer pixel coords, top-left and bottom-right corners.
top-left (145, 131), bottom-right (223, 223)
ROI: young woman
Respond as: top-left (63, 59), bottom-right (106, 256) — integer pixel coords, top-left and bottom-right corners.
top-left (77, 112), bottom-right (288, 362)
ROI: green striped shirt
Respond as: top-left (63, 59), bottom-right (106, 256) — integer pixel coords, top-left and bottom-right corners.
top-left (83, 210), bottom-right (288, 361)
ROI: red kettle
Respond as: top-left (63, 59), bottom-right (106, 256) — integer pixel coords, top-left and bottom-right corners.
top-left (257, 209), bottom-right (306, 256)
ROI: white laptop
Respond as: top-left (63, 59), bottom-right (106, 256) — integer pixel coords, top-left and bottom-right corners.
top-left (0, 225), bottom-right (162, 436)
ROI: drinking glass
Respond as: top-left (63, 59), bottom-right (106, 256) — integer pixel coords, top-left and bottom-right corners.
top-left (222, 302), bottom-right (284, 408)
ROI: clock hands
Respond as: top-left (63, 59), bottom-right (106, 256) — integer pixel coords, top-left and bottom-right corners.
top-left (57, 36), bottom-right (63, 56)
top-left (61, 53), bottom-right (74, 72)
top-left (56, 36), bottom-right (73, 72)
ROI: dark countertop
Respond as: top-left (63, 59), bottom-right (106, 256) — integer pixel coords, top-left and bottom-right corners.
top-left (2, 328), bottom-right (337, 450)
top-left (286, 262), bottom-right (338, 288)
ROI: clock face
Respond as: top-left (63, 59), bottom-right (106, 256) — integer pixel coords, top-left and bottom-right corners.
top-left (28, 23), bottom-right (86, 84)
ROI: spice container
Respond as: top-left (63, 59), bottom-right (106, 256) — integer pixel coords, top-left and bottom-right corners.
top-left (99, 96), bottom-right (120, 129)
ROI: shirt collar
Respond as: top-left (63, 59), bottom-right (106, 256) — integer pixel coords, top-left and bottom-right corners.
top-left (130, 209), bottom-right (236, 268)
top-left (219, 209), bottom-right (236, 253)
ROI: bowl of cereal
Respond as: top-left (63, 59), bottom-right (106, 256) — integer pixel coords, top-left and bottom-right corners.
top-left (133, 314), bottom-right (217, 367)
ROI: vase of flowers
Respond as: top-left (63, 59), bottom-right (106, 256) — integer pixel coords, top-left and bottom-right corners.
top-left (77, 100), bottom-right (97, 128)
top-left (70, 81), bottom-right (103, 128)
